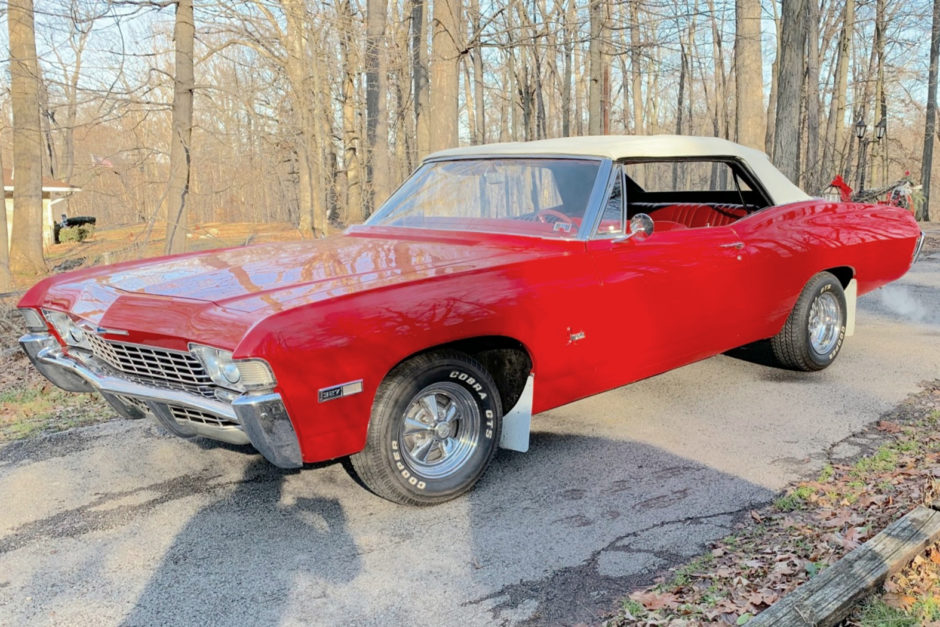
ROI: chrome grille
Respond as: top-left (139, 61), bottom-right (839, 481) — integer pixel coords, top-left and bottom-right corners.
top-left (114, 394), bottom-right (151, 416)
top-left (169, 405), bottom-right (238, 428)
top-left (87, 333), bottom-right (212, 387)
top-left (97, 361), bottom-right (216, 399)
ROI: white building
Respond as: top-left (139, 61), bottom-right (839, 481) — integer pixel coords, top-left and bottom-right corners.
top-left (3, 168), bottom-right (81, 249)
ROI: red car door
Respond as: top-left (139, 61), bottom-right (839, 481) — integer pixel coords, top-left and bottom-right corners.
top-left (584, 225), bottom-right (750, 390)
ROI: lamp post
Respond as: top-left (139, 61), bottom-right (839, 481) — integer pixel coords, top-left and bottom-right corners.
top-left (855, 117), bottom-right (887, 192)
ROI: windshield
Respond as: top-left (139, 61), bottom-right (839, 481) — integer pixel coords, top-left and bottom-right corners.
top-left (366, 158), bottom-right (602, 238)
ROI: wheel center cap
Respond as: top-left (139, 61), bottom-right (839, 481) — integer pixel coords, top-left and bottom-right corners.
top-left (434, 422), bottom-right (452, 439)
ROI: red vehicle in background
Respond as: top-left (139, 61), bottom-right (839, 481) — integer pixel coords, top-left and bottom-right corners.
top-left (828, 172), bottom-right (919, 215)
top-left (18, 136), bottom-right (925, 505)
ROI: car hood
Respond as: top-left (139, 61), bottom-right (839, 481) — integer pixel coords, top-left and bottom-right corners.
top-left (44, 231), bottom-right (548, 319)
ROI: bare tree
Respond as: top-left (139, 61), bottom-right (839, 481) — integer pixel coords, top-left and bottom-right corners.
top-left (428, 0), bottom-right (461, 151)
top-left (629, 2), bottom-right (643, 133)
top-left (764, 0), bottom-right (780, 153)
top-left (412, 0), bottom-right (431, 156)
top-left (366, 0), bottom-right (390, 209)
top-left (341, 0), bottom-right (363, 223)
top-left (734, 0), bottom-right (763, 150)
top-left (923, 0), bottom-right (940, 222)
top-left (803, 0), bottom-right (821, 192)
top-left (822, 0), bottom-right (854, 182)
top-left (0, 130), bottom-right (13, 290)
top-left (8, 0), bottom-right (46, 275)
top-left (588, 0), bottom-right (606, 135)
top-left (773, 0), bottom-right (806, 183)
top-left (163, 0), bottom-right (195, 254)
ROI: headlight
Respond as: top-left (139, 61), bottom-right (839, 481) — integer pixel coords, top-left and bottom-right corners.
top-left (18, 308), bottom-right (47, 333)
top-left (41, 309), bottom-right (91, 350)
top-left (189, 344), bottom-right (276, 392)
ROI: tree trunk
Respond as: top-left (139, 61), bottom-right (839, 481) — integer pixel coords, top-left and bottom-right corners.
top-left (588, 0), bottom-right (604, 135)
top-left (772, 0), bottom-right (806, 183)
top-left (342, 0), bottom-right (362, 224)
top-left (366, 0), bottom-right (390, 211)
top-left (163, 0), bottom-right (195, 255)
top-left (674, 37), bottom-right (687, 188)
top-left (630, 2), bottom-right (643, 133)
top-left (412, 0), bottom-right (431, 157)
top-left (706, 0), bottom-right (728, 142)
top-left (823, 0), bottom-right (853, 182)
top-left (470, 0), bottom-right (486, 144)
top-left (875, 0), bottom-right (887, 189)
top-left (923, 0), bottom-right (940, 222)
top-left (561, 0), bottom-right (573, 137)
top-left (0, 138), bottom-right (13, 290)
top-left (428, 0), bottom-right (461, 152)
top-left (734, 0), bottom-right (764, 150)
top-left (765, 1), bottom-right (781, 154)
top-left (804, 0), bottom-right (821, 193)
top-left (7, 0), bottom-right (47, 276)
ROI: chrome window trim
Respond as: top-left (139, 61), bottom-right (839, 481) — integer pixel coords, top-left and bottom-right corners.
top-left (586, 163), bottom-right (627, 239)
top-left (577, 158), bottom-right (615, 240)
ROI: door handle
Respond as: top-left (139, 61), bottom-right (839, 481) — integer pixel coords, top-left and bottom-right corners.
top-left (720, 242), bottom-right (744, 249)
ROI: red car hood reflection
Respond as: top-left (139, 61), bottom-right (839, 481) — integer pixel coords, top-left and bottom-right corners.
top-left (93, 232), bottom-right (539, 313)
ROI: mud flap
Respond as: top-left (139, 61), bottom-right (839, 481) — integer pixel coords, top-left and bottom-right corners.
top-left (499, 374), bottom-right (533, 453)
top-left (845, 278), bottom-right (857, 337)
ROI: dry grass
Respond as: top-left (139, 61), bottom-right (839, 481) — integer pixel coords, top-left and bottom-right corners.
top-left (0, 220), bottom-right (311, 442)
top-left (44, 220), bottom-right (307, 273)
top-left (0, 345), bottom-right (111, 442)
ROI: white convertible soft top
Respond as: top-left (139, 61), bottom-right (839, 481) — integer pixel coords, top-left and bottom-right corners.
top-left (427, 135), bottom-right (811, 206)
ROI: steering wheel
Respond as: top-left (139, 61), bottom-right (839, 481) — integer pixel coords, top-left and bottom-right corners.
top-left (535, 208), bottom-right (573, 225)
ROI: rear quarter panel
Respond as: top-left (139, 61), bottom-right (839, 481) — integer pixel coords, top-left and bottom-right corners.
top-left (733, 200), bottom-right (921, 341)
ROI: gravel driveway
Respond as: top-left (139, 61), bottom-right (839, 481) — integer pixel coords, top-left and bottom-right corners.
top-left (1, 227), bottom-right (938, 626)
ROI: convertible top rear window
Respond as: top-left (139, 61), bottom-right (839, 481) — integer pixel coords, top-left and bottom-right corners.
top-left (366, 158), bottom-right (602, 239)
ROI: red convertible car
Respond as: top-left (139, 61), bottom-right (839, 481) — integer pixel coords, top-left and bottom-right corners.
top-left (18, 136), bottom-right (925, 505)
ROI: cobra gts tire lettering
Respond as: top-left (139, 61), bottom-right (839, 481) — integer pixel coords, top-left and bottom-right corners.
top-left (449, 370), bottom-right (488, 400)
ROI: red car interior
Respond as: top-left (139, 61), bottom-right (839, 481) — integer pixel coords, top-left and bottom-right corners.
top-left (638, 203), bottom-right (749, 228)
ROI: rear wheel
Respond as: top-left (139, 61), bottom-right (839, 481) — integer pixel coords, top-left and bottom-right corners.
top-left (350, 351), bottom-right (502, 505)
top-left (771, 272), bottom-right (847, 371)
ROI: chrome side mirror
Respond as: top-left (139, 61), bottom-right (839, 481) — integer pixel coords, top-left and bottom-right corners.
top-left (629, 213), bottom-right (654, 238)
top-left (613, 213), bottom-right (654, 243)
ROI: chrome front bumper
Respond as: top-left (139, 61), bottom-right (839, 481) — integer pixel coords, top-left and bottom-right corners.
top-left (19, 333), bottom-right (303, 468)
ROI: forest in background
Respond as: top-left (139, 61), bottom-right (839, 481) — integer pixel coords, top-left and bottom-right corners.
top-left (1, 0), bottom-right (939, 279)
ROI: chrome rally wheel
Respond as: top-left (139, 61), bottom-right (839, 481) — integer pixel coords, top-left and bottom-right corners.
top-left (808, 291), bottom-right (841, 355)
top-left (350, 351), bottom-right (502, 505)
top-left (771, 271), bottom-right (847, 371)
top-left (399, 383), bottom-right (481, 479)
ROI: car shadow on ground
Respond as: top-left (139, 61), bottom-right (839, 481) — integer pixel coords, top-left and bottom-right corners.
top-left (2, 421), bottom-right (774, 625)
top-left (724, 339), bottom-right (780, 368)
top-left (118, 458), bottom-right (361, 626)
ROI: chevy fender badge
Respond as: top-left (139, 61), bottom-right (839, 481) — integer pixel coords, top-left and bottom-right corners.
top-left (96, 327), bottom-right (129, 336)
top-left (318, 380), bottom-right (364, 403)
top-left (81, 323), bottom-right (129, 336)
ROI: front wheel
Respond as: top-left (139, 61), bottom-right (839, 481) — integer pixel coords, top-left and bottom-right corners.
top-left (770, 271), bottom-right (847, 371)
top-left (350, 351), bottom-right (502, 505)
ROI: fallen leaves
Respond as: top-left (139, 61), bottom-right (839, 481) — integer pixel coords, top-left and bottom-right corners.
top-left (877, 420), bottom-right (902, 433)
top-left (608, 381), bottom-right (940, 627)
top-left (629, 590), bottom-right (679, 611)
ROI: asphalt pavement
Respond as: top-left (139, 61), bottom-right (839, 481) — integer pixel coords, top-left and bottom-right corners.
top-left (1, 226), bottom-right (938, 626)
